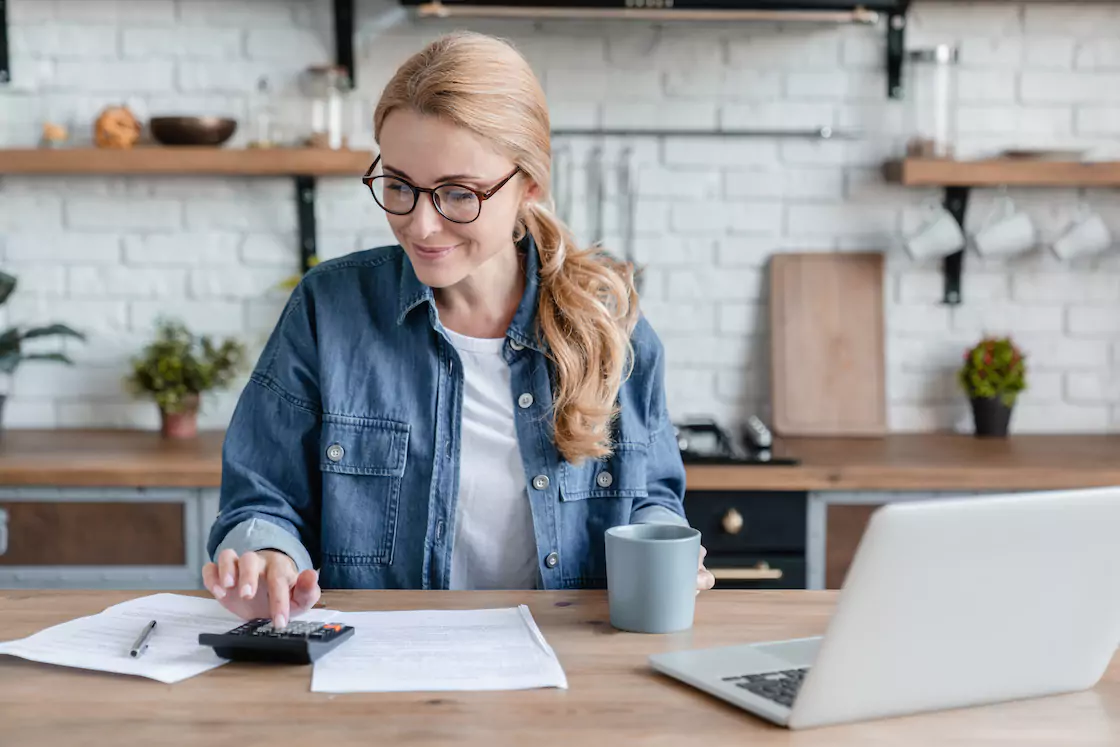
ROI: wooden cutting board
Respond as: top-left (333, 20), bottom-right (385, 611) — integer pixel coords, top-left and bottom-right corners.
top-left (769, 252), bottom-right (887, 437)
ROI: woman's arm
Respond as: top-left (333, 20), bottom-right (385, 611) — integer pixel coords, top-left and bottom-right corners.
top-left (206, 284), bottom-right (322, 573)
top-left (629, 316), bottom-right (689, 527)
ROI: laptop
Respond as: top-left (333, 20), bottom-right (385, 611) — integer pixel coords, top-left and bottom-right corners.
top-left (649, 486), bottom-right (1120, 730)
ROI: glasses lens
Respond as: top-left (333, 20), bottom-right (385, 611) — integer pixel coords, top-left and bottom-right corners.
top-left (434, 185), bottom-right (481, 223)
top-left (371, 176), bottom-right (416, 214)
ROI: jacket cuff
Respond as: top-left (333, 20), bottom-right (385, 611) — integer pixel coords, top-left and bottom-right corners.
top-left (212, 517), bottom-right (315, 574)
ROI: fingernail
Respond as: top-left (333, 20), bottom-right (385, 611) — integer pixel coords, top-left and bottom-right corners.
top-left (275, 615), bottom-right (287, 629)
top-left (212, 585), bottom-right (226, 599)
top-left (223, 573), bottom-right (234, 587)
top-left (240, 584), bottom-right (252, 599)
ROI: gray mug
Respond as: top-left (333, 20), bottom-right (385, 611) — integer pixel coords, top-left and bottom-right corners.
top-left (605, 523), bottom-right (701, 634)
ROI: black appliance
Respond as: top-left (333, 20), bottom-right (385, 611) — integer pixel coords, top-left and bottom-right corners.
top-left (675, 417), bottom-right (799, 466)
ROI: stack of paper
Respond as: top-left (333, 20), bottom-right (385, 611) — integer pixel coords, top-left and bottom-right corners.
top-left (310, 605), bottom-right (569, 693)
top-left (0, 593), bottom-right (252, 683)
top-left (0, 594), bottom-right (568, 693)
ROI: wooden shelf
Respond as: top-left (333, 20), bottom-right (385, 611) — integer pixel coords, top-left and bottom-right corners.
top-left (884, 158), bottom-right (1120, 188)
top-left (0, 147), bottom-right (375, 177)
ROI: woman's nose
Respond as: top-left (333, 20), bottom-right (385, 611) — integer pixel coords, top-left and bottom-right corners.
top-left (406, 194), bottom-right (445, 238)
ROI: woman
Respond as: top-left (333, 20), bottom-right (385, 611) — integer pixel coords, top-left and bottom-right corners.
top-left (202, 31), bottom-right (715, 627)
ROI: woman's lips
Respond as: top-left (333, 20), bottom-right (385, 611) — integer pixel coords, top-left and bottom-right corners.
top-left (412, 243), bottom-right (457, 260)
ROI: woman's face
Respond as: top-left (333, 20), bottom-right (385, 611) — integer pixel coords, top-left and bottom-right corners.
top-left (375, 108), bottom-right (535, 289)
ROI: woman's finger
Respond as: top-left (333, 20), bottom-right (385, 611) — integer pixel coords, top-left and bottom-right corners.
top-left (267, 567), bottom-right (293, 629)
top-left (201, 562), bottom-right (225, 600)
top-left (291, 569), bottom-right (321, 614)
top-left (236, 551), bottom-right (265, 600)
top-left (216, 548), bottom-right (239, 589)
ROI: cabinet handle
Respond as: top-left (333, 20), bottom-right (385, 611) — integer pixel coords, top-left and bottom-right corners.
top-left (721, 507), bottom-right (744, 534)
top-left (0, 508), bottom-right (7, 557)
top-left (711, 562), bottom-right (783, 581)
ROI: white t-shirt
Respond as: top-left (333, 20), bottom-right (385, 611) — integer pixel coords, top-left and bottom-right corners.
top-left (443, 327), bottom-right (539, 590)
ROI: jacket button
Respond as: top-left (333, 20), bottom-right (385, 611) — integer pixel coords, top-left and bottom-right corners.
top-left (326, 443), bottom-right (345, 462)
top-left (532, 474), bottom-right (550, 490)
top-left (596, 471), bottom-right (613, 488)
top-left (509, 339), bottom-right (525, 351)
top-left (518, 393), bottom-right (534, 409)
top-left (545, 552), bottom-right (559, 569)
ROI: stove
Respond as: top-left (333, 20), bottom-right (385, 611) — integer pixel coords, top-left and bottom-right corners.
top-left (674, 418), bottom-right (800, 466)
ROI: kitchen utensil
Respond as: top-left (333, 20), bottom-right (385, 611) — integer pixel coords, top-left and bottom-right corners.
top-left (769, 252), bottom-right (886, 437)
top-left (587, 145), bottom-right (604, 245)
top-left (149, 116), bottom-right (237, 146)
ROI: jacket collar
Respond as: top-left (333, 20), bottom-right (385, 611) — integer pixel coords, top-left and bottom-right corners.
top-left (396, 234), bottom-right (547, 354)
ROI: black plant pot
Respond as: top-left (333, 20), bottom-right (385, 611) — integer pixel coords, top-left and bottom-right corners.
top-left (970, 396), bottom-right (1013, 438)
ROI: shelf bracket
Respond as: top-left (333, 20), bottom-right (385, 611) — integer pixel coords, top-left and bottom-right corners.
top-left (0, 0), bottom-right (10, 85)
top-left (334, 0), bottom-right (355, 86)
top-left (886, 7), bottom-right (908, 99)
top-left (941, 186), bottom-right (971, 306)
top-left (295, 176), bottom-right (317, 274)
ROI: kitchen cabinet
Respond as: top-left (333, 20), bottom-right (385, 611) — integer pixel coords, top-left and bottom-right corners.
top-left (0, 487), bottom-right (217, 590)
top-left (683, 490), bottom-right (808, 590)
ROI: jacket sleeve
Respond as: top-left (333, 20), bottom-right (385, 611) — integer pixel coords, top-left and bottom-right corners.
top-left (629, 316), bottom-right (690, 527)
top-left (206, 282), bottom-right (322, 573)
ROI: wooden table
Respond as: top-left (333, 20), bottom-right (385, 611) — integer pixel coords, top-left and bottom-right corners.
top-left (2, 589), bottom-right (1119, 747)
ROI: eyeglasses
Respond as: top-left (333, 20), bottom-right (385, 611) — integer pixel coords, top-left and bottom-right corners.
top-left (362, 155), bottom-right (522, 224)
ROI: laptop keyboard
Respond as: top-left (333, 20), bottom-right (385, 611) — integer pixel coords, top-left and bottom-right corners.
top-left (722, 667), bottom-right (808, 708)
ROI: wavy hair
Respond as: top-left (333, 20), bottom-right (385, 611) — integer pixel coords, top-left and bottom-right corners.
top-left (373, 31), bottom-right (640, 464)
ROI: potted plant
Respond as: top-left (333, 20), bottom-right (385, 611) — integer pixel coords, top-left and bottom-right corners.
top-left (125, 318), bottom-right (247, 439)
top-left (0, 271), bottom-right (86, 427)
top-left (957, 335), bottom-right (1027, 438)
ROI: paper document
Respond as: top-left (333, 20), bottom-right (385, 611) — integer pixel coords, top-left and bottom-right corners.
top-left (310, 605), bottom-right (568, 693)
top-left (0, 593), bottom-right (325, 684)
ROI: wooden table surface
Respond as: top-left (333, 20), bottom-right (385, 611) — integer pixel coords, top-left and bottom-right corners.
top-left (0, 428), bottom-right (1116, 491)
top-left (2, 589), bottom-right (1119, 747)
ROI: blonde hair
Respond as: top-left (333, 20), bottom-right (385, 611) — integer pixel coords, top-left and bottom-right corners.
top-left (373, 31), bottom-right (639, 464)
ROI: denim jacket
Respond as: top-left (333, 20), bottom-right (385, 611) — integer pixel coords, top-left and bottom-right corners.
top-left (207, 235), bottom-right (689, 590)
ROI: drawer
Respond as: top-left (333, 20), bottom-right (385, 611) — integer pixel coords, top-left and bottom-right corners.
top-left (684, 490), bottom-right (807, 554)
top-left (706, 553), bottom-right (806, 590)
top-left (0, 500), bottom-right (186, 566)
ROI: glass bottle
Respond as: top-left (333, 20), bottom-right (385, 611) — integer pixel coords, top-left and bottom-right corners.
top-left (303, 65), bottom-right (352, 150)
top-left (247, 76), bottom-right (279, 148)
top-left (905, 45), bottom-right (959, 159)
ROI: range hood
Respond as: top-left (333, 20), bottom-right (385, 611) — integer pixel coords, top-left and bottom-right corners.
top-left (402, 1), bottom-right (908, 24)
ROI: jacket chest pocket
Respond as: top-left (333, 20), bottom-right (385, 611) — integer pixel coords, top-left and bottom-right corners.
top-left (559, 444), bottom-right (649, 502)
top-left (319, 415), bottom-right (409, 566)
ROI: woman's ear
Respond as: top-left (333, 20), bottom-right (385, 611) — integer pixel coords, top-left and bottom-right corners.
top-left (522, 179), bottom-right (542, 205)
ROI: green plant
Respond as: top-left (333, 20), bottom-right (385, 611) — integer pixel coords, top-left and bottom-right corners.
top-left (126, 318), bottom-right (247, 414)
top-left (957, 335), bottom-right (1027, 407)
top-left (0, 271), bottom-right (85, 375)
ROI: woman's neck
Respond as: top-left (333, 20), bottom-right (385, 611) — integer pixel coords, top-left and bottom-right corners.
top-left (434, 244), bottom-right (525, 339)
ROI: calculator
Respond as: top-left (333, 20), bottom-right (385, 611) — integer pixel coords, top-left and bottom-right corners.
top-left (198, 618), bottom-right (355, 664)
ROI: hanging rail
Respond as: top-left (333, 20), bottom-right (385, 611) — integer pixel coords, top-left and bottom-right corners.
top-left (413, 2), bottom-right (882, 24)
top-left (550, 126), bottom-right (855, 139)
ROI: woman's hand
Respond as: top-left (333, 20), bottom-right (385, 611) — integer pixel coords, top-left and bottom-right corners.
top-left (202, 549), bottom-right (321, 628)
top-left (697, 544), bottom-right (715, 592)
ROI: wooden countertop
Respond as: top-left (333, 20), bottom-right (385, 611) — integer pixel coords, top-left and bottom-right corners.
top-left (3, 589), bottom-right (1118, 747)
top-left (0, 429), bottom-right (1117, 492)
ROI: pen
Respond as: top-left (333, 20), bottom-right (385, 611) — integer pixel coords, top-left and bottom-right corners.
top-left (130, 620), bottom-right (157, 659)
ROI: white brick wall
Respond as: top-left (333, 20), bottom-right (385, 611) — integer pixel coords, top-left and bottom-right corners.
top-left (0, 0), bottom-right (1117, 434)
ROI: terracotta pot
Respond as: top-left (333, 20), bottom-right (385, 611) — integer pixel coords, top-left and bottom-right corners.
top-left (970, 396), bottom-right (1013, 438)
top-left (160, 394), bottom-right (200, 439)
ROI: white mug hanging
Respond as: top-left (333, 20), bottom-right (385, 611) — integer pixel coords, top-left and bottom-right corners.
top-left (904, 199), bottom-right (965, 261)
top-left (972, 193), bottom-right (1036, 258)
top-left (1052, 202), bottom-right (1113, 260)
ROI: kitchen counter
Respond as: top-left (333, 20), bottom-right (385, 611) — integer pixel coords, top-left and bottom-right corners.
top-left (0, 429), bottom-right (1116, 492)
